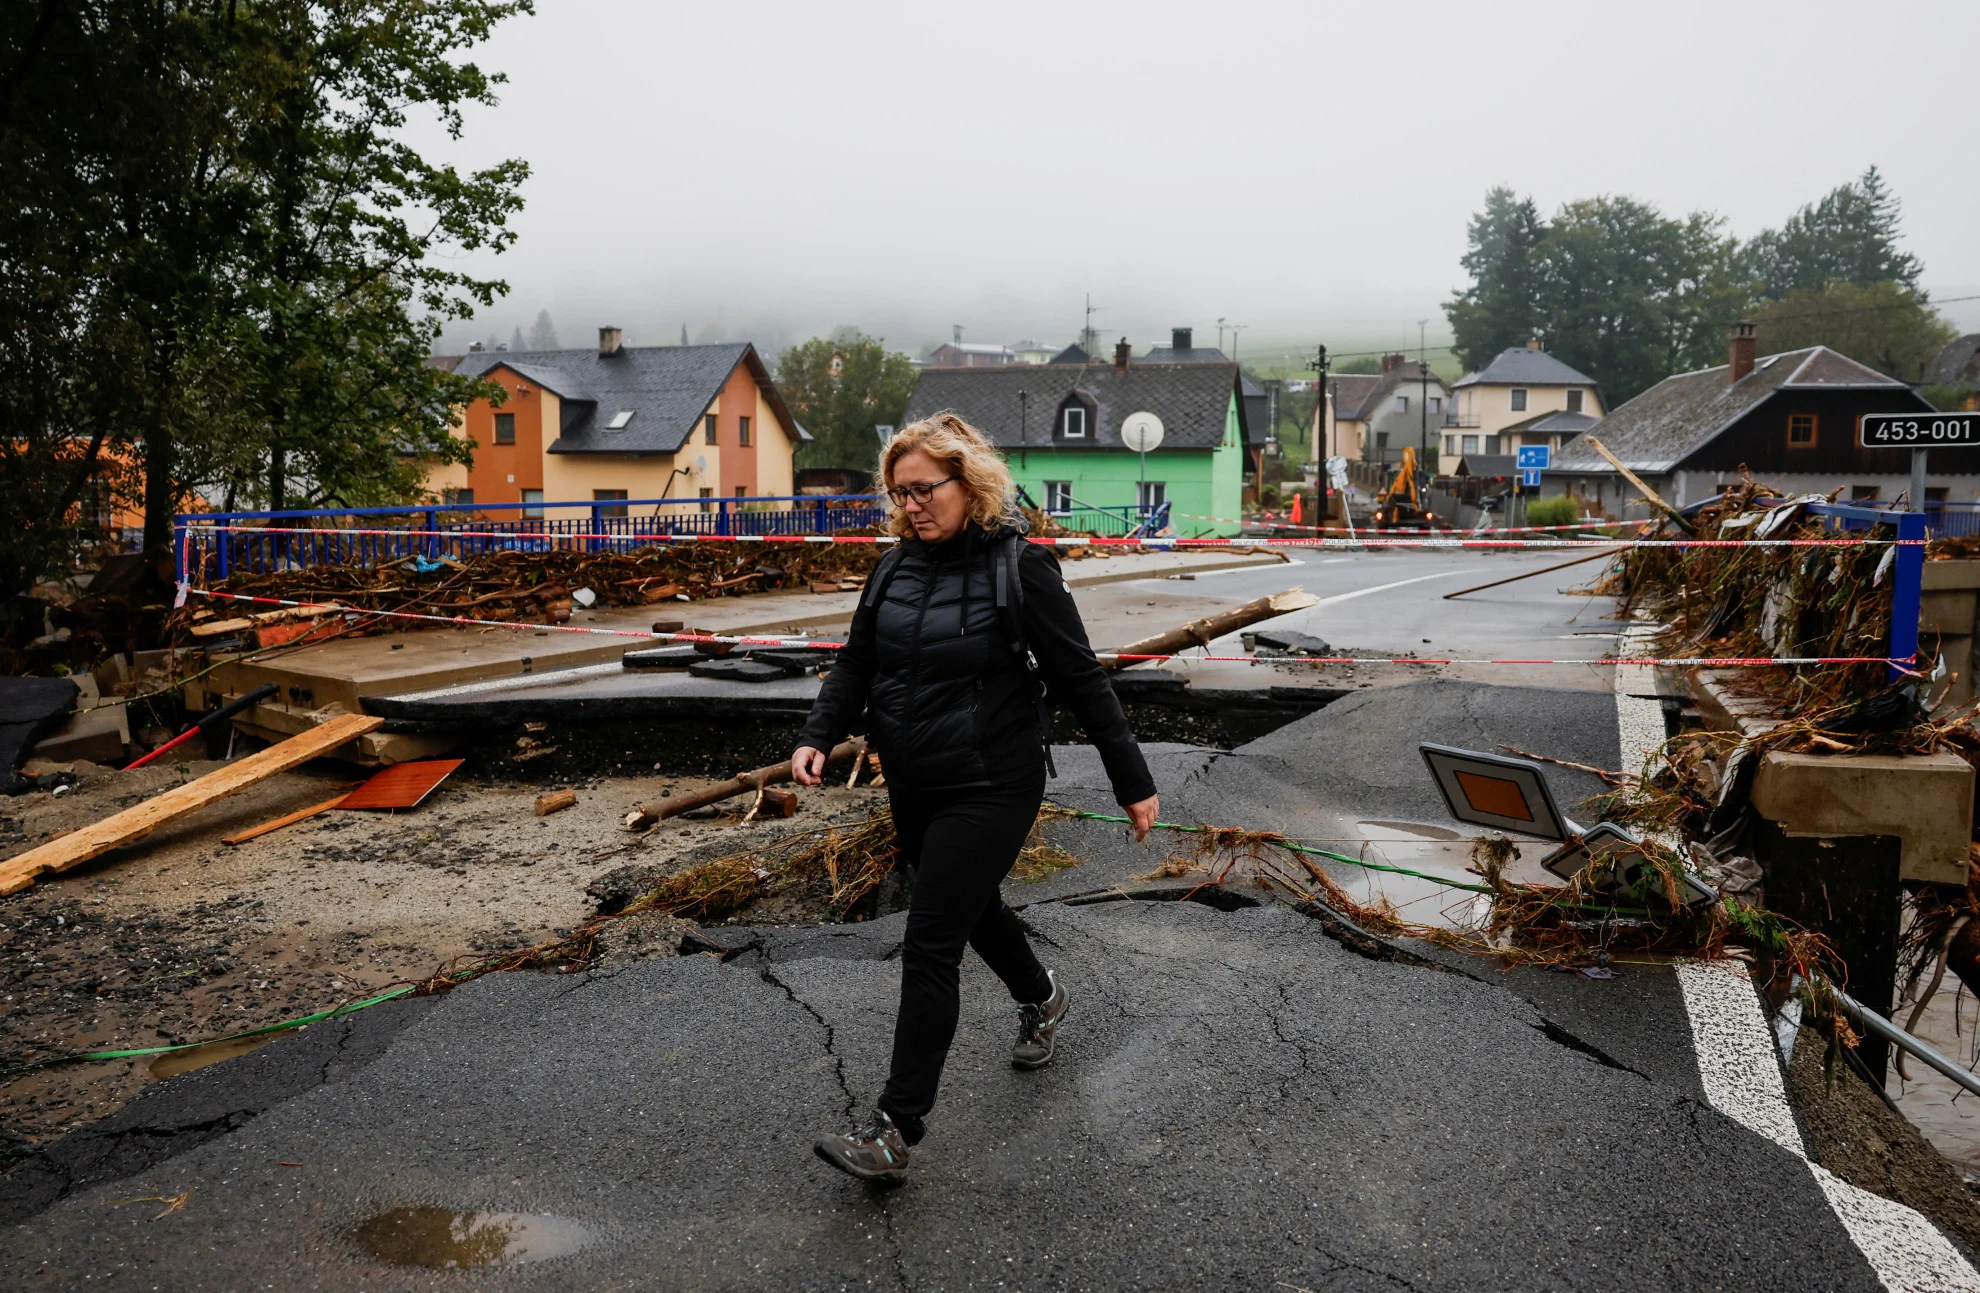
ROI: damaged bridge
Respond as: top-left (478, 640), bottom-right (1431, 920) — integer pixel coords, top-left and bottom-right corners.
top-left (6, 681), bottom-right (1974, 1289)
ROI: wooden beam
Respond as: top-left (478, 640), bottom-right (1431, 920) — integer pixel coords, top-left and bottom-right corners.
top-left (0, 713), bottom-right (382, 895)
top-left (1581, 437), bottom-right (1695, 535)
top-left (221, 793), bottom-right (351, 845)
top-left (623, 737), bottom-right (866, 829)
top-left (189, 603), bottom-right (341, 638)
top-left (1101, 588), bottom-right (1320, 671)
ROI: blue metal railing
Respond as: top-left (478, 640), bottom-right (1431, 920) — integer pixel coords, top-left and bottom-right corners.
top-left (1806, 502), bottom-right (1926, 682)
top-left (175, 495), bottom-right (889, 580)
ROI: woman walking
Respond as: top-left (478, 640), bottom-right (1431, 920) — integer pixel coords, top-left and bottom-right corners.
top-left (794, 413), bottom-right (1159, 1183)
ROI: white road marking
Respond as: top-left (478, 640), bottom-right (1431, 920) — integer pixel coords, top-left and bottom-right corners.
top-left (1676, 961), bottom-right (1980, 1291)
top-left (1308, 569), bottom-right (1467, 608)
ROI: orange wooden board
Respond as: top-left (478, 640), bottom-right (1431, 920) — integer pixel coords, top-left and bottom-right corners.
top-left (338, 759), bottom-right (465, 811)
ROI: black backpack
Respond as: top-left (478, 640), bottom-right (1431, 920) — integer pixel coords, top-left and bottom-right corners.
top-left (855, 533), bottom-right (1057, 777)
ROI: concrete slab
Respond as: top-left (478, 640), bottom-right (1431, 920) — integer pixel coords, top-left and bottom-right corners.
top-left (1752, 750), bottom-right (1973, 886)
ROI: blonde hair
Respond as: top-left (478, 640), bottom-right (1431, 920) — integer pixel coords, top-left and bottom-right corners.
top-left (878, 412), bottom-right (1019, 538)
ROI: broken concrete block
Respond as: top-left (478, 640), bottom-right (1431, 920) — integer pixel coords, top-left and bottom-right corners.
top-left (1242, 629), bottom-right (1336, 656)
top-left (622, 646), bottom-right (701, 670)
top-left (687, 658), bottom-right (790, 683)
top-left (588, 911), bottom-right (700, 971)
top-left (30, 704), bottom-right (129, 766)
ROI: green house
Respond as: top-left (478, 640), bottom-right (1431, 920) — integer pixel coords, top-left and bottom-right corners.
top-left (903, 346), bottom-right (1255, 537)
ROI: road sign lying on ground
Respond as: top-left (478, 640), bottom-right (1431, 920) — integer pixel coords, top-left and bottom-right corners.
top-left (1540, 822), bottom-right (1718, 906)
top-left (1418, 743), bottom-right (1570, 840)
top-left (1859, 411), bottom-right (1980, 447)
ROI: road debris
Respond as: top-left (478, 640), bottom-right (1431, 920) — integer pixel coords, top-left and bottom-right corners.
top-left (221, 792), bottom-right (352, 845)
top-left (622, 737), bottom-right (866, 829)
top-left (0, 712), bottom-right (383, 895)
top-left (534, 789), bottom-right (578, 817)
top-left (337, 759), bottom-right (464, 811)
top-left (1102, 588), bottom-right (1320, 671)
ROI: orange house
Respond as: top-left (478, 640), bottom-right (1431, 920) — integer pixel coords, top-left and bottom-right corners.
top-left (426, 328), bottom-right (806, 513)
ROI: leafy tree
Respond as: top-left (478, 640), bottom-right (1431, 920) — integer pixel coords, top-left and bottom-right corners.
top-left (528, 309), bottom-right (560, 351)
top-left (777, 333), bottom-right (918, 471)
top-left (0, 0), bottom-right (525, 594)
top-left (1742, 167), bottom-right (1922, 299)
top-left (1445, 187), bottom-right (1545, 373)
top-left (1537, 197), bottom-right (1741, 403)
top-left (1332, 355), bottom-right (1385, 375)
top-left (1753, 282), bottom-right (1954, 381)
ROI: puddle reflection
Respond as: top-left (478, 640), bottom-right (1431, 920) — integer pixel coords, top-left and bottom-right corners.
top-left (352, 1206), bottom-right (598, 1268)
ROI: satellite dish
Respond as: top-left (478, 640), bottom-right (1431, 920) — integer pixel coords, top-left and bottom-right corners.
top-left (1120, 411), bottom-right (1165, 454)
top-left (693, 455), bottom-right (708, 476)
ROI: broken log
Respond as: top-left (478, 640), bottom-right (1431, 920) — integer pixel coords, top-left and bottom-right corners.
top-left (1581, 436), bottom-right (1696, 535)
top-left (623, 737), bottom-right (866, 829)
top-left (1100, 587), bottom-right (1320, 671)
top-left (535, 789), bottom-right (578, 816)
top-left (222, 792), bottom-right (350, 846)
top-left (0, 713), bottom-right (384, 896)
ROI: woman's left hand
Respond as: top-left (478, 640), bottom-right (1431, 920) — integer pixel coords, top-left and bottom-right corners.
top-left (1124, 795), bottom-right (1159, 843)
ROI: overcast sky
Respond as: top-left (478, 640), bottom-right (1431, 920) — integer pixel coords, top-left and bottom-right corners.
top-left (427, 0), bottom-right (1980, 370)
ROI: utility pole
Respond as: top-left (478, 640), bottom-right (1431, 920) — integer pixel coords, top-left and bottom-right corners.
top-left (1216, 317), bottom-right (1226, 354)
top-left (1308, 344), bottom-right (1330, 521)
top-left (1083, 294), bottom-right (1104, 356)
top-left (1228, 323), bottom-right (1247, 363)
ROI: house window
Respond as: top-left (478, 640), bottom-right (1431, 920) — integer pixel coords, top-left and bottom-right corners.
top-left (1429, 397), bottom-right (1442, 414)
top-left (593, 489), bottom-right (628, 519)
top-left (1061, 404), bottom-right (1086, 439)
top-left (1043, 481), bottom-right (1073, 513)
top-left (1787, 413), bottom-right (1816, 447)
top-left (1444, 436), bottom-right (1457, 456)
top-left (1850, 486), bottom-right (1880, 502)
top-left (735, 485), bottom-right (748, 499)
top-left (1509, 389), bottom-right (1528, 412)
top-left (1566, 389), bottom-right (1584, 413)
top-left (606, 410), bottom-right (635, 431)
top-left (444, 488), bottom-right (474, 506)
top-left (739, 416), bottom-right (751, 447)
top-left (522, 488), bottom-right (544, 519)
top-left (1396, 396), bottom-right (1409, 413)
top-left (1137, 481), bottom-right (1167, 513)
top-left (493, 413), bottom-right (515, 444)
top-left (1462, 435), bottom-right (1479, 454)
top-left (698, 486), bottom-right (713, 514)
top-left (704, 413), bottom-right (718, 444)
top-left (1485, 435), bottom-right (1502, 454)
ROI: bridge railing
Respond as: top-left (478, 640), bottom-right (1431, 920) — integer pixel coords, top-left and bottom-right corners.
top-left (175, 495), bottom-right (889, 581)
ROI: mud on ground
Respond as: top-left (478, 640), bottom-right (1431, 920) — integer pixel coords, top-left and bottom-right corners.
top-left (0, 754), bottom-right (884, 1171)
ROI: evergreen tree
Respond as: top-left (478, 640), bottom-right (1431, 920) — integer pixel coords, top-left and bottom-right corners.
top-left (510, 325), bottom-right (526, 353)
top-left (527, 309), bottom-right (560, 350)
top-left (1742, 166), bottom-right (1923, 299)
top-left (1753, 282), bottom-right (1953, 381)
top-left (1444, 187), bottom-right (1545, 373)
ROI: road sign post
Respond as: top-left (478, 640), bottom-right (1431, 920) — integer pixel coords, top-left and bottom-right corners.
top-left (1859, 412), bottom-right (1980, 513)
top-left (1513, 446), bottom-right (1550, 527)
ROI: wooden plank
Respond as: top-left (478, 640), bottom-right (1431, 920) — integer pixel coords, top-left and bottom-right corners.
top-left (188, 603), bottom-right (341, 638)
top-left (1580, 436), bottom-right (1695, 535)
top-left (0, 713), bottom-right (382, 896)
top-left (220, 793), bottom-right (350, 846)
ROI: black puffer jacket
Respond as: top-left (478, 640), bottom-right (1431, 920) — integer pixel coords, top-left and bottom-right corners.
top-left (798, 525), bottom-right (1156, 806)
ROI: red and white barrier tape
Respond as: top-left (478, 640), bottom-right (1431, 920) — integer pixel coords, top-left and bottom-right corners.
top-left (1177, 512), bottom-right (1652, 535)
top-left (184, 590), bottom-right (1900, 669)
top-left (176, 524), bottom-right (1912, 550)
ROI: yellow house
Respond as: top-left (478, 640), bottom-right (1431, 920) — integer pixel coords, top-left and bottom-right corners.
top-left (425, 328), bottom-right (805, 513)
top-left (1446, 341), bottom-right (1605, 459)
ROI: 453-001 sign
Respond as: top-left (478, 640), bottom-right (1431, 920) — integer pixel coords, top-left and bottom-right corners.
top-left (1860, 411), bottom-right (1980, 446)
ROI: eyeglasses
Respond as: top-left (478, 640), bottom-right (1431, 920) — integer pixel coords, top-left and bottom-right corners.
top-left (886, 476), bottom-right (961, 507)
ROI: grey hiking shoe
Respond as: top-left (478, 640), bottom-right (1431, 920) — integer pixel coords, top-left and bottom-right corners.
top-left (814, 1110), bottom-right (911, 1183)
top-left (1012, 970), bottom-right (1069, 1070)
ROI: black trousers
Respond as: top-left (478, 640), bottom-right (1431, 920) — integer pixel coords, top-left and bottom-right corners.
top-left (877, 773), bottom-right (1052, 1144)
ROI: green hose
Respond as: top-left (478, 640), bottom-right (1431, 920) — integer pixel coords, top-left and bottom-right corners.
top-left (1, 985), bottom-right (416, 1081)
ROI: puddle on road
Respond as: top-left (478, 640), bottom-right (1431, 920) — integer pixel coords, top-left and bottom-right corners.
top-left (149, 1028), bottom-right (295, 1080)
top-left (352, 1206), bottom-right (598, 1268)
top-left (1320, 821), bottom-right (1547, 929)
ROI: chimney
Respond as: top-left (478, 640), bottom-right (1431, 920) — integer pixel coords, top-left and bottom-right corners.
top-left (1525, 337), bottom-right (1542, 350)
top-left (468, 341), bottom-right (484, 352)
top-left (1380, 353), bottom-right (1405, 373)
top-left (599, 326), bottom-right (624, 357)
top-left (1172, 327), bottom-right (1192, 354)
top-left (1114, 338), bottom-right (1132, 374)
top-left (1729, 321), bottom-right (1756, 384)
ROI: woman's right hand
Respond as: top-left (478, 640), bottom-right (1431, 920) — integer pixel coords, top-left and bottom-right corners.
top-left (791, 745), bottom-right (827, 786)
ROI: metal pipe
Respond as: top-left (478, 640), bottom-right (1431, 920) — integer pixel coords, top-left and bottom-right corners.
top-left (1834, 985), bottom-right (1980, 1098)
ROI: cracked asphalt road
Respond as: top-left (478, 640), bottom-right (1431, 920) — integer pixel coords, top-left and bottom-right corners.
top-left (4, 897), bottom-right (1887, 1291)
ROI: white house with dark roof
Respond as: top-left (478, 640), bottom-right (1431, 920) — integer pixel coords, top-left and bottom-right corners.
top-left (1449, 343), bottom-right (1605, 459)
top-left (1322, 356), bottom-right (1454, 467)
top-left (425, 327), bottom-right (805, 512)
top-left (1545, 326), bottom-right (1960, 515)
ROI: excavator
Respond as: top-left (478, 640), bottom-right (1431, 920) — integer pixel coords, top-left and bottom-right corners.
top-left (1370, 445), bottom-right (1439, 530)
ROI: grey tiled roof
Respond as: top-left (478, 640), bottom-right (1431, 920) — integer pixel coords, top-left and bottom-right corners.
top-left (1455, 454), bottom-right (1519, 477)
top-left (903, 361), bottom-right (1249, 451)
top-left (1925, 334), bottom-right (1980, 386)
top-left (453, 343), bottom-right (801, 454)
top-left (1327, 374), bottom-right (1383, 421)
top-left (1552, 346), bottom-right (1909, 474)
top-left (1334, 365), bottom-right (1450, 421)
top-left (1494, 410), bottom-right (1601, 439)
top-left (1452, 347), bottom-right (1599, 389)
top-left (1049, 344), bottom-right (1090, 365)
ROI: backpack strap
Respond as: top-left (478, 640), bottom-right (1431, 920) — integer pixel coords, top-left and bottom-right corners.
top-left (855, 545), bottom-right (909, 634)
top-left (993, 535), bottom-right (1057, 778)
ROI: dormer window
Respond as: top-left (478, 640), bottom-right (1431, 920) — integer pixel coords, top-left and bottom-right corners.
top-left (1061, 403), bottom-right (1086, 438)
top-left (606, 410), bottom-right (635, 430)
